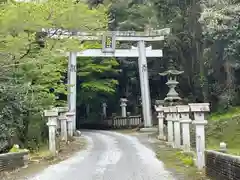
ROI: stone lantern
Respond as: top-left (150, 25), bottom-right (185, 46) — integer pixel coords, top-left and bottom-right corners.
top-left (159, 59), bottom-right (183, 105)
top-left (102, 103), bottom-right (107, 118)
top-left (120, 98), bottom-right (128, 117)
top-left (159, 59), bottom-right (183, 148)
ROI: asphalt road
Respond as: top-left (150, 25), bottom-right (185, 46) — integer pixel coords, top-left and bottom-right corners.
top-left (29, 131), bottom-right (176, 180)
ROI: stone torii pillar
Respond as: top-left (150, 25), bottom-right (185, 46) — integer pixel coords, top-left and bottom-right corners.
top-left (189, 103), bottom-right (210, 170)
top-left (44, 108), bottom-right (58, 155)
top-left (68, 52), bottom-right (77, 132)
top-left (120, 98), bottom-right (127, 117)
top-left (177, 105), bottom-right (191, 152)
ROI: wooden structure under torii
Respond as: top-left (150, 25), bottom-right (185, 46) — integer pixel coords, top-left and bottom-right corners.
top-left (47, 28), bottom-right (170, 131)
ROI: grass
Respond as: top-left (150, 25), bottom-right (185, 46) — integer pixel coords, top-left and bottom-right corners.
top-left (155, 142), bottom-right (209, 180)
top-left (206, 106), bottom-right (240, 155)
top-left (30, 144), bottom-right (55, 161)
top-left (209, 106), bottom-right (240, 121)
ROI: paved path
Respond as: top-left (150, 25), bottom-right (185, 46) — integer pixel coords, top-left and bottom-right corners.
top-left (29, 131), bottom-right (175, 180)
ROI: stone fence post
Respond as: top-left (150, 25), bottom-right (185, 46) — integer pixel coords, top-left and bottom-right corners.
top-left (66, 112), bottom-right (75, 137)
top-left (58, 114), bottom-right (68, 141)
top-left (57, 107), bottom-right (68, 141)
top-left (177, 105), bottom-right (191, 152)
top-left (170, 106), bottom-right (181, 148)
top-left (44, 108), bottom-right (58, 156)
top-left (189, 103), bottom-right (210, 170)
top-left (52, 107), bottom-right (60, 132)
top-left (155, 104), bottom-right (165, 140)
top-left (164, 107), bottom-right (174, 146)
top-left (57, 107), bottom-right (68, 116)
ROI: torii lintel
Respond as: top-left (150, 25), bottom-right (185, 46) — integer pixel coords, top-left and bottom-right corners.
top-left (65, 49), bottom-right (163, 57)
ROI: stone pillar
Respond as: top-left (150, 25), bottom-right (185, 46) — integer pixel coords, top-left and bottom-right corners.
top-left (44, 109), bottom-right (58, 155)
top-left (102, 103), bottom-right (107, 118)
top-left (170, 106), bottom-right (181, 148)
top-left (189, 103), bottom-right (210, 170)
top-left (57, 106), bottom-right (68, 139)
top-left (138, 41), bottom-right (152, 127)
top-left (57, 107), bottom-right (68, 116)
top-left (155, 104), bottom-right (165, 140)
top-left (164, 107), bottom-right (174, 146)
top-left (68, 52), bottom-right (77, 131)
top-left (66, 112), bottom-right (75, 137)
top-left (177, 105), bottom-right (191, 152)
top-left (58, 114), bottom-right (68, 141)
top-left (120, 98), bottom-right (127, 117)
top-left (51, 107), bottom-right (60, 131)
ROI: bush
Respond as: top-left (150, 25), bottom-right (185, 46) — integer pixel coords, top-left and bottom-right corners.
top-left (9, 144), bottom-right (28, 153)
top-left (175, 151), bottom-right (194, 167)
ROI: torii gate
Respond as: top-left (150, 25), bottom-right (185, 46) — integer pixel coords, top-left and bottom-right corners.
top-left (48, 28), bottom-right (170, 131)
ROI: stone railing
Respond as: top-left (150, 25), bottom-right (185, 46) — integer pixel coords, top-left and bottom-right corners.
top-left (205, 150), bottom-right (240, 180)
top-left (0, 151), bottom-right (29, 172)
top-left (44, 107), bottom-right (76, 156)
top-left (113, 115), bottom-right (142, 128)
top-left (155, 103), bottom-right (210, 170)
top-left (104, 115), bottom-right (142, 128)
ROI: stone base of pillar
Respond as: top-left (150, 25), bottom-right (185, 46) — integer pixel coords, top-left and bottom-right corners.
top-left (139, 127), bottom-right (158, 132)
top-left (67, 120), bottom-right (73, 137)
top-left (182, 147), bottom-right (192, 153)
top-left (73, 130), bottom-right (82, 137)
top-left (166, 141), bottom-right (174, 148)
top-left (157, 135), bottom-right (166, 140)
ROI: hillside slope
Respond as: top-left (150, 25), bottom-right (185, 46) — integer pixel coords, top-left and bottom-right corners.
top-left (206, 107), bottom-right (240, 155)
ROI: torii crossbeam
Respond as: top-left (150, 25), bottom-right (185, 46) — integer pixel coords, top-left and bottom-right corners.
top-left (48, 28), bottom-right (170, 130)
top-left (66, 46), bottom-right (162, 57)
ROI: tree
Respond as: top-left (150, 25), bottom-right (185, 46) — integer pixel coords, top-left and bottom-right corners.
top-left (108, 0), bottom-right (240, 113)
top-left (76, 42), bottom-right (119, 121)
top-left (200, 0), bottom-right (240, 109)
top-left (0, 0), bottom-right (108, 152)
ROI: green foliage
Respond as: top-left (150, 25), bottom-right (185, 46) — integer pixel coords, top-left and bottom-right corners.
top-left (199, 0), bottom-right (240, 108)
top-left (209, 106), bottom-right (240, 121)
top-left (175, 151), bottom-right (194, 167)
top-left (81, 80), bottom-right (118, 93)
top-left (0, 0), bottom-right (108, 152)
top-left (156, 146), bottom-right (205, 179)
top-left (106, 0), bottom-right (240, 114)
top-left (207, 115), bottom-right (240, 155)
top-left (76, 40), bottom-right (119, 114)
top-left (9, 144), bottom-right (28, 153)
